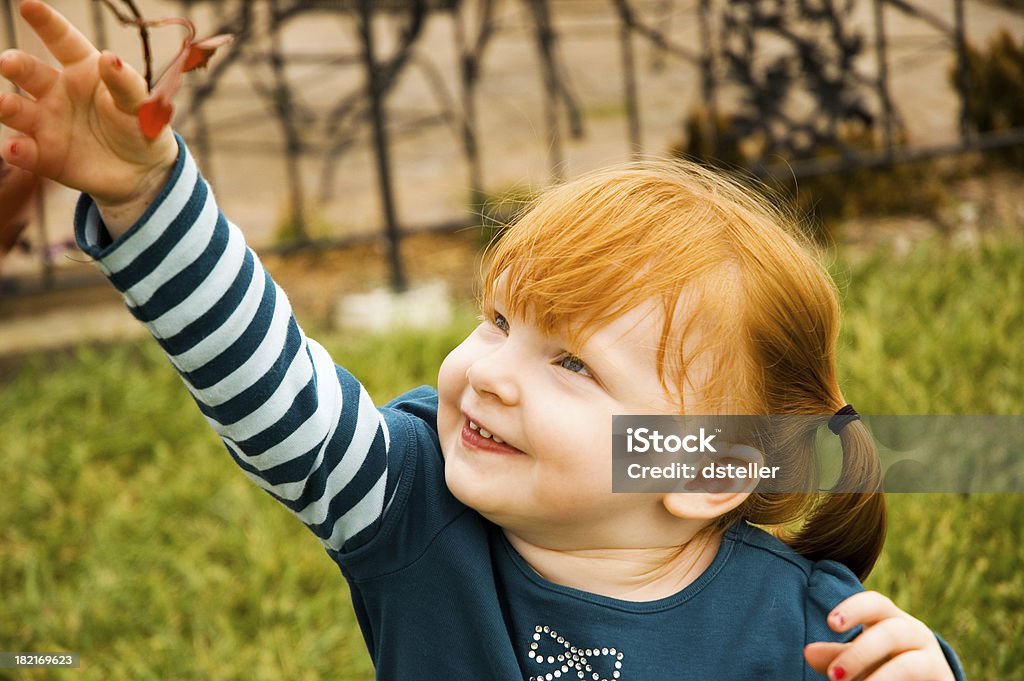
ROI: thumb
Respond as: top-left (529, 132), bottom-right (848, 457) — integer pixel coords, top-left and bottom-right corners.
top-left (804, 641), bottom-right (847, 675)
top-left (98, 51), bottom-right (148, 115)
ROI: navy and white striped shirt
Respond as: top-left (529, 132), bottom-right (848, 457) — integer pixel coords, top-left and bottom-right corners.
top-left (75, 137), bottom-right (399, 553)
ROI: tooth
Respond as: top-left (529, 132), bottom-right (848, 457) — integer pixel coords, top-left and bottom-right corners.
top-left (492, 435), bottom-right (504, 443)
top-left (469, 421), bottom-right (479, 431)
top-left (479, 428), bottom-right (492, 439)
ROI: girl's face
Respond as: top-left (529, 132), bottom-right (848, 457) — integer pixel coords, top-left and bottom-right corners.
top-left (436, 288), bottom-right (694, 547)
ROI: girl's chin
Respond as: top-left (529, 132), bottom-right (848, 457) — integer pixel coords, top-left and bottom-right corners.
top-left (444, 459), bottom-right (513, 509)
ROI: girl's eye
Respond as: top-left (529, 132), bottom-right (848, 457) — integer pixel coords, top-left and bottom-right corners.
top-left (492, 312), bottom-right (510, 333)
top-left (558, 354), bottom-right (592, 377)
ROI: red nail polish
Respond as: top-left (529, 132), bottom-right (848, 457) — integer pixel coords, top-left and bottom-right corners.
top-left (9, 141), bottom-right (19, 155)
top-left (113, 55), bottom-right (123, 68)
top-left (832, 611), bottom-right (846, 627)
top-left (832, 665), bottom-right (846, 680)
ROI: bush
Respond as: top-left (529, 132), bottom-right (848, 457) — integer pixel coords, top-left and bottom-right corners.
top-left (958, 29), bottom-right (1024, 166)
top-left (674, 106), bottom-right (747, 171)
top-left (778, 132), bottom-right (947, 235)
top-left (675, 113), bottom-right (947, 237)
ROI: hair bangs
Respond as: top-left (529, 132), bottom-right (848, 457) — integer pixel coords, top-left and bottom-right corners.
top-left (482, 168), bottom-right (707, 347)
top-left (479, 163), bottom-right (758, 398)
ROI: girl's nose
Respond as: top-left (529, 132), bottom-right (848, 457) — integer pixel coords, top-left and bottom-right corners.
top-left (466, 354), bottom-right (521, 405)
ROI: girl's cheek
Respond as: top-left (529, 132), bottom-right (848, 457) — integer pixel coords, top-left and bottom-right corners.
top-left (437, 337), bottom-right (475, 400)
top-left (436, 347), bottom-right (470, 460)
top-left (437, 352), bottom-right (461, 401)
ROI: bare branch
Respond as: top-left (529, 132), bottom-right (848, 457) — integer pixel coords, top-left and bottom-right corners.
top-left (116, 0), bottom-right (154, 89)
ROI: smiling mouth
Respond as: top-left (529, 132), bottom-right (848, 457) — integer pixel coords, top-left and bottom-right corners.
top-left (468, 419), bottom-right (505, 443)
top-left (462, 419), bottom-right (524, 454)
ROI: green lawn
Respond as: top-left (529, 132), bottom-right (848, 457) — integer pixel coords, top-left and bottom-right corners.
top-left (1, 235), bottom-right (1021, 680)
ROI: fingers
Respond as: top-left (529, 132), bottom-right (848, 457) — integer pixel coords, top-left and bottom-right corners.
top-left (804, 641), bottom-right (847, 675)
top-left (821, 592), bottom-right (948, 681)
top-left (829, 591), bottom-right (905, 631)
top-left (825, 617), bottom-right (934, 681)
top-left (0, 48), bottom-right (141, 115)
top-left (19, 0), bottom-right (96, 66)
top-left (0, 135), bottom-right (40, 174)
top-left (0, 49), bottom-right (59, 99)
top-left (862, 651), bottom-right (951, 681)
top-left (98, 51), bottom-right (147, 114)
top-left (0, 91), bottom-right (39, 133)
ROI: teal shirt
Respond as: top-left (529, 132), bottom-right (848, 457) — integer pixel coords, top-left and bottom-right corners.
top-left (350, 386), bottom-right (964, 680)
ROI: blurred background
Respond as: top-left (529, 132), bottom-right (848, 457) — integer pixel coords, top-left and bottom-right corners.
top-left (1, 1), bottom-right (1022, 679)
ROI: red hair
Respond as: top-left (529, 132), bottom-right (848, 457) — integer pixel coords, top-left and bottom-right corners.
top-left (482, 160), bottom-right (886, 579)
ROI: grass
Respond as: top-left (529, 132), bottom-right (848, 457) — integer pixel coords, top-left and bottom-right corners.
top-left (1, 234), bottom-right (1021, 680)
top-left (831, 236), bottom-right (1024, 678)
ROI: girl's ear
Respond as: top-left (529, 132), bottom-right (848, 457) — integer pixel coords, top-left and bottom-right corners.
top-left (661, 444), bottom-right (764, 520)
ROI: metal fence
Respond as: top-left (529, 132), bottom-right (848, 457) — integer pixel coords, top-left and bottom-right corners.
top-left (2, 0), bottom-right (1023, 293)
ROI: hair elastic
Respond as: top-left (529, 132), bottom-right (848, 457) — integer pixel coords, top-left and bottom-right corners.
top-left (828, 404), bottom-right (860, 435)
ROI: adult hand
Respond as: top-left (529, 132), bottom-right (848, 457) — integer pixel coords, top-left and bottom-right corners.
top-left (805, 591), bottom-right (956, 681)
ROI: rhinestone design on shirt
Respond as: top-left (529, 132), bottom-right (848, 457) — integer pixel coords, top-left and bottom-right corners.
top-left (526, 624), bottom-right (624, 681)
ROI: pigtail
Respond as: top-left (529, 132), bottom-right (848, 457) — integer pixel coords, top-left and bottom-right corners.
top-left (787, 418), bottom-right (887, 580)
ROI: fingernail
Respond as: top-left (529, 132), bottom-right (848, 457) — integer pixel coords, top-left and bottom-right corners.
top-left (9, 141), bottom-right (19, 155)
top-left (831, 665), bottom-right (846, 680)
top-left (831, 610), bottom-right (846, 627)
top-left (113, 55), bottom-right (123, 69)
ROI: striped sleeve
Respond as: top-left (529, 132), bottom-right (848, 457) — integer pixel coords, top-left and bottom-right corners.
top-left (73, 136), bottom-right (401, 551)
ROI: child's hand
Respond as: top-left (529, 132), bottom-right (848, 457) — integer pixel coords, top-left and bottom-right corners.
top-left (804, 591), bottom-right (956, 681)
top-left (0, 0), bottom-right (178, 233)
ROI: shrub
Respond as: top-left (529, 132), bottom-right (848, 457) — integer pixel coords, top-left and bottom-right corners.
top-left (674, 106), bottom-right (747, 171)
top-left (957, 29), bottom-right (1024, 166)
top-left (675, 112), bottom-right (947, 237)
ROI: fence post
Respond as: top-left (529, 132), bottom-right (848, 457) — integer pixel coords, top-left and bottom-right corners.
top-left (952, 0), bottom-right (972, 143)
top-left (873, 0), bottom-right (895, 158)
top-left (525, 0), bottom-right (570, 182)
top-left (613, 0), bottom-right (642, 158)
top-left (697, 0), bottom-right (719, 155)
top-left (267, 0), bottom-right (309, 243)
top-left (359, 0), bottom-right (407, 293)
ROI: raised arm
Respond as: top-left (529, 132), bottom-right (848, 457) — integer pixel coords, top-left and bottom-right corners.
top-left (0, 0), bottom-right (406, 553)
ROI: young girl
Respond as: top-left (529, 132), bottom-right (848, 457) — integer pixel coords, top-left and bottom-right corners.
top-left (0, 2), bottom-right (963, 679)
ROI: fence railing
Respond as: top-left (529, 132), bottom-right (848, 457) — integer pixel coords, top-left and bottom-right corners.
top-left (2, 0), bottom-right (1022, 294)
